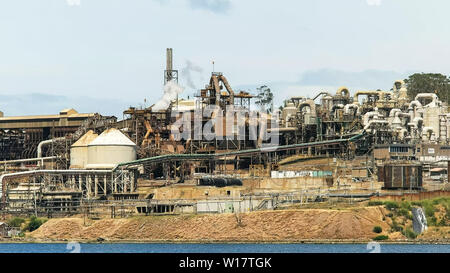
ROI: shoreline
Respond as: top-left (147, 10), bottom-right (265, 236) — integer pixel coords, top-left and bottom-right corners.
top-left (2, 238), bottom-right (449, 245)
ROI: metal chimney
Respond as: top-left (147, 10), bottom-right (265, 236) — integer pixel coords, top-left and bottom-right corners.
top-left (164, 48), bottom-right (178, 84)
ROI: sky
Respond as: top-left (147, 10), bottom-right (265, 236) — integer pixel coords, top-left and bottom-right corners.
top-left (0, 0), bottom-right (449, 117)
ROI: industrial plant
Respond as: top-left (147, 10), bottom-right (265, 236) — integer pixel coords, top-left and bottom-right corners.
top-left (1, 48), bottom-right (449, 218)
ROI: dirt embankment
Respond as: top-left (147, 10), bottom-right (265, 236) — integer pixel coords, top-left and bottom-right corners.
top-left (28, 206), bottom-right (395, 242)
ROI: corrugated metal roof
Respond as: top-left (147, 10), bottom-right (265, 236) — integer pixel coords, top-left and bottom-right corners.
top-left (71, 130), bottom-right (98, 147)
top-left (88, 128), bottom-right (136, 147)
top-left (0, 113), bottom-right (94, 121)
top-left (430, 168), bottom-right (445, 172)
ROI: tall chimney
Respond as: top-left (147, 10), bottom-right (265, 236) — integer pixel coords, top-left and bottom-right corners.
top-left (164, 48), bottom-right (177, 85)
top-left (166, 48), bottom-right (173, 72)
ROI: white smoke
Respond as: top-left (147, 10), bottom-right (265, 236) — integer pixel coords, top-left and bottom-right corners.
top-left (152, 80), bottom-right (184, 111)
top-left (181, 60), bottom-right (203, 89)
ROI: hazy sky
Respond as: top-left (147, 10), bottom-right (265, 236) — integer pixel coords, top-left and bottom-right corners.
top-left (0, 0), bottom-right (449, 117)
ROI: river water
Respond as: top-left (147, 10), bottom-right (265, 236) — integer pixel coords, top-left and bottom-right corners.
top-left (0, 243), bottom-right (448, 253)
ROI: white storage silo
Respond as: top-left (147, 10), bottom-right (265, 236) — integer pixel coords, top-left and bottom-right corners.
top-left (70, 130), bottom-right (98, 169)
top-left (86, 128), bottom-right (136, 169)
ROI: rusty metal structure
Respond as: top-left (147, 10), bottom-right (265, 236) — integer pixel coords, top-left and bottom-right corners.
top-left (2, 48), bottom-right (450, 217)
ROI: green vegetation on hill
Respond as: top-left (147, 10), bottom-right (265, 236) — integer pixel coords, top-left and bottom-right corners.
top-left (368, 197), bottom-right (450, 239)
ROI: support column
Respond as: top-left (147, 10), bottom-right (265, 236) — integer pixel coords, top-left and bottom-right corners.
top-left (78, 174), bottom-right (82, 191)
top-left (114, 174), bottom-right (117, 193)
top-left (104, 175), bottom-right (107, 196)
top-left (130, 172), bottom-right (135, 193)
top-left (94, 175), bottom-right (98, 197)
top-left (87, 175), bottom-right (92, 198)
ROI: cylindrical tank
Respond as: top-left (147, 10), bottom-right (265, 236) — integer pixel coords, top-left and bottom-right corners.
top-left (86, 128), bottom-right (136, 169)
top-left (198, 178), bottom-right (243, 187)
top-left (70, 130), bottom-right (98, 169)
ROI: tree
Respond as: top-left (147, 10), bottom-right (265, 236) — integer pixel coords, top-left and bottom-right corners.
top-left (255, 85), bottom-right (274, 113)
top-left (404, 73), bottom-right (450, 105)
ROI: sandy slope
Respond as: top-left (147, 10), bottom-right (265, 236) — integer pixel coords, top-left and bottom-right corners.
top-left (28, 206), bottom-right (395, 242)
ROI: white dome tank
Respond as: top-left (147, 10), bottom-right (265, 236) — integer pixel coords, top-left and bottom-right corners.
top-left (70, 130), bottom-right (98, 169)
top-left (86, 128), bottom-right (136, 169)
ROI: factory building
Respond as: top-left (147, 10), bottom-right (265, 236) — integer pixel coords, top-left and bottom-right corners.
top-left (1, 48), bottom-right (449, 216)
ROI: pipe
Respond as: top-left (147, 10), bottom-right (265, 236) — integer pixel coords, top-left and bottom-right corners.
top-left (395, 112), bottom-right (411, 119)
top-left (422, 127), bottom-right (434, 140)
top-left (299, 100), bottom-right (316, 115)
top-left (363, 110), bottom-right (379, 126)
top-left (389, 108), bottom-right (402, 118)
top-left (0, 169), bottom-right (112, 202)
top-left (344, 104), bottom-right (359, 115)
top-left (0, 157), bottom-right (56, 165)
top-left (353, 91), bottom-right (381, 104)
top-left (364, 119), bottom-right (388, 130)
top-left (409, 100), bottom-right (422, 109)
top-left (37, 137), bottom-right (66, 158)
top-left (415, 93), bottom-right (439, 107)
top-left (312, 92), bottom-right (331, 101)
top-left (331, 104), bottom-right (344, 113)
top-left (336, 87), bottom-right (350, 97)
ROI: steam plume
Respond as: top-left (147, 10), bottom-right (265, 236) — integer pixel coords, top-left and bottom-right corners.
top-left (181, 60), bottom-right (203, 89)
top-left (152, 80), bottom-right (184, 111)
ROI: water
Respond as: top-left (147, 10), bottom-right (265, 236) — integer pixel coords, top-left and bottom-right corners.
top-left (0, 243), bottom-right (448, 253)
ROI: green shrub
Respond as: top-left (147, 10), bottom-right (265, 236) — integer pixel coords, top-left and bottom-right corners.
top-left (368, 201), bottom-right (383, 206)
top-left (404, 228), bottom-right (417, 239)
top-left (373, 226), bottom-right (382, 233)
top-left (398, 208), bottom-right (410, 218)
top-left (373, 235), bottom-right (389, 241)
top-left (8, 217), bottom-right (25, 228)
top-left (424, 205), bottom-right (435, 218)
top-left (384, 201), bottom-right (399, 211)
top-left (23, 216), bottom-right (47, 232)
top-left (429, 216), bottom-right (437, 226)
top-left (400, 201), bottom-right (412, 211)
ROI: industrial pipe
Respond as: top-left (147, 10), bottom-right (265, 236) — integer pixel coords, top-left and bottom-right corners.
top-left (422, 127), bottom-right (435, 141)
top-left (344, 104), bottom-right (359, 116)
top-left (336, 87), bottom-right (350, 97)
top-left (299, 100), bottom-right (316, 116)
top-left (363, 110), bottom-right (380, 126)
top-left (415, 93), bottom-right (439, 107)
top-left (389, 108), bottom-right (402, 118)
top-left (312, 92), bottom-right (331, 101)
top-left (0, 169), bottom-right (112, 201)
top-left (353, 91), bottom-right (381, 104)
top-left (0, 156), bottom-right (56, 165)
top-left (37, 137), bottom-right (66, 158)
top-left (364, 119), bottom-right (388, 130)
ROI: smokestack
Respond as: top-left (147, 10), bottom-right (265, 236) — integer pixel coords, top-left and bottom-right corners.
top-left (166, 48), bottom-right (173, 72)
